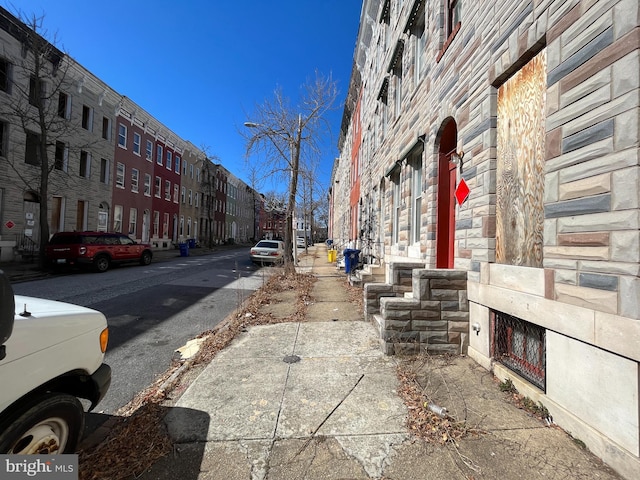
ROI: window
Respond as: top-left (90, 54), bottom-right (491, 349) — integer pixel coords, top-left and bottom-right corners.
top-left (195, 192), bottom-right (199, 208)
top-left (133, 132), bottom-right (141, 155)
top-left (394, 62), bottom-right (402, 118)
top-left (447, 0), bottom-right (462, 38)
top-left (153, 211), bottom-right (159, 237)
top-left (58, 92), bottom-right (70, 119)
top-left (179, 216), bottom-right (184, 236)
top-left (188, 189), bottom-right (193, 205)
top-left (154, 176), bottom-right (161, 198)
top-left (181, 186), bottom-right (186, 204)
top-left (0, 121), bottom-right (6, 157)
top-left (102, 116), bottom-right (111, 140)
top-left (183, 160), bottom-right (187, 175)
top-left (187, 217), bottom-right (192, 237)
top-left (166, 150), bottom-right (172, 170)
top-left (493, 310), bottom-right (546, 390)
top-left (196, 168), bottom-right (200, 182)
top-left (25, 131), bottom-right (40, 166)
top-left (118, 124), bottom-right (127, 148)
top-left (146, 140), bottom-right (153, 161)
top-left (54, 141), bottom-right (67, 171)
top-left (413, 5), bottom-right (426, 87)
top-left (189, 164), bottom-right (194, 178)
top-left (163, 213), bottom-right (169, 238)
top-left (144, 173), bottom-right (151, 196)
top-left (129, 208), bottom-right (137, 235)
top-left (131, 168), bottom-right (139, 192)
top-left (175, 156), bottom-right (180, 173)
top-left (173, 184), bottom-right (179, 203)
top-left (116, 162), bottom-right (125, 188)
top-left (100, 158), bottom-right (109, 184)
top-left (392, 171), bottom-right (400, 244)
top-left (411, 153), bottom-right (423, 244)
top-left (80, 151), bottom-right (91, 178)
top-left (156, 145), bottom-right (163, 165)
top-left (82, 105), bottom-right (93, 131)
top-left (114, 205), bottom-right (123, 233)
top-left (0, 58), bottom-right (9, 93)
top-left (29, 76), bottom-right (42, 106)
top-left (165, 180), bottom-right (171, 200)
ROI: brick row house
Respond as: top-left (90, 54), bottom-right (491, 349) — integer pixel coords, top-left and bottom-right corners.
top-left (0, 6), bottom-right (259, 261)
top-left (332, 0), bottom-right (639, 478)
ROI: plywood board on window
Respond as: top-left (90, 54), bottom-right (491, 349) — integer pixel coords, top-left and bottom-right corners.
top-left (496, 50), bottom-right (546, 267)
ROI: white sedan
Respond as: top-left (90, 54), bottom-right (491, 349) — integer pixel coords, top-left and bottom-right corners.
top-left (250, 240), bottom-right (285, 266)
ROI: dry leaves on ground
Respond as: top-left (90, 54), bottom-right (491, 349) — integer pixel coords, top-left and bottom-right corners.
top-left (79, 270), bottom-right (315, 480)
top-left (396, 357), bottom-right (485, 445)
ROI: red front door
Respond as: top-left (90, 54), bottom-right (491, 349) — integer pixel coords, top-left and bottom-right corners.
top-left (436, 152), bottom-right (456, 268)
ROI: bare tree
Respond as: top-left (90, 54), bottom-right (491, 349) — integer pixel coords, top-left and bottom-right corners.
top-left (243, 72), bottom-right (338, 273)
top-left (0, 8), bottom-right (96, 267)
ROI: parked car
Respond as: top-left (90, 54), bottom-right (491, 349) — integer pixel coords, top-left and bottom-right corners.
top-left (0, 270), bottom-right (111, 454)
top-left (250, 240), bottom-right (285, 265)
top-left (45, 231), bottom-right (153, 273)
top-left (296, 237), bottom-right (306, 248)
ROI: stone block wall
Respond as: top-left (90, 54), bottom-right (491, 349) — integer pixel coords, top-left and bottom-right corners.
top-left (368, 266), bottom-right (468, 355)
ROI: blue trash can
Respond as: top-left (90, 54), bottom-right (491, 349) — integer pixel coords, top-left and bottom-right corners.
top-left (188, 238), bottom-right (196, 249)
top-left (179, 243), bottom-right (189, 257)
top-left (343, 249), bottom-right (361, 273)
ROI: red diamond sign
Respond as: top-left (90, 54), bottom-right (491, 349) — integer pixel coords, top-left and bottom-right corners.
top-left (455, 178), bottom-right (470, 205)
top-left (4, 220), bottom-right (15, 229)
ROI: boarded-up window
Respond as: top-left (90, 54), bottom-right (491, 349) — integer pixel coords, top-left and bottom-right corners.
top-left (496, 50), bottom-right (546, 267)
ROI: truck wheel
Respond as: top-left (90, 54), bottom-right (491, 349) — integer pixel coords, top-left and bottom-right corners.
top-left (94, 255), bottom-right (110, 272)
top-left (0, 393), bottom-right (84, 454)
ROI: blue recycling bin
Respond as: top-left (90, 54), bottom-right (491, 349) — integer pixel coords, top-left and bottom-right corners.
top-left (343, 249), bottom-right (361, 273)
top-left (188, 238), bottom-right (196, 249)
top-left (179, 242), bottom-right (189, 257)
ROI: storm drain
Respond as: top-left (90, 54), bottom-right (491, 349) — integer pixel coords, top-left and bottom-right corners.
top-left (283, 355), bottom-right (301, 364)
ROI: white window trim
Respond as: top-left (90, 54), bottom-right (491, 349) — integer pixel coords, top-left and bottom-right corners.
top-left (133, 132), bottom-right (141, 156)
top-left (118, 124), bottom-right (127, 148)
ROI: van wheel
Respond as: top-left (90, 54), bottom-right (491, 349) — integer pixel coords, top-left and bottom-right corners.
top-left (0, 393), bottom-right (84, 454)
top-left (94, 255), bottom-right (110, 272)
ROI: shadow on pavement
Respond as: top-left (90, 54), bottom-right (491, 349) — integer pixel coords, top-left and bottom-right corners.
top-left (79, 406), bottom-right (210, 480)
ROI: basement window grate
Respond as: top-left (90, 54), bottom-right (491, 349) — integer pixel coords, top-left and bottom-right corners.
top-left (491, 310), bottom-right (546, 391)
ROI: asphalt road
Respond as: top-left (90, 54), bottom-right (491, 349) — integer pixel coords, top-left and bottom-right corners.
top-left (11, 247), bottom-right (273, 416)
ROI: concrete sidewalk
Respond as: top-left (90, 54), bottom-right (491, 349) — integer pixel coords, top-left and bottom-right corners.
top-left (138, 244), bottom-right (622, 480)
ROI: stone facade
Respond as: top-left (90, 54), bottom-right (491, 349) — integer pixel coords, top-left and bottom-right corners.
top-left (334, 1), bottom-right (640, 478)
top-left (367, 264), bottom-right (468, 355)
top-left (0, 7), bottom-right (259, 260)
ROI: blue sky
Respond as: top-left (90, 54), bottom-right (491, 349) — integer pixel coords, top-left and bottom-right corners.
top-left (6, 0), bottom-right (362, 192)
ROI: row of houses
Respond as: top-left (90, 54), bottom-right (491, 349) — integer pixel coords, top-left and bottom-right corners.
top-left (0, 6), bottom-right (279, 262)
top-left (331, 0), bottom-right (639, 478)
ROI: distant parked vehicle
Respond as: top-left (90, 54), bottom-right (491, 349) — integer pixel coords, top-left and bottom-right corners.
top-left (250, 240), bottom-right (285, 266)
top-left (296, 237), bottom-right (306, 248)
top-left (45, 231), bottom-right (153, 273)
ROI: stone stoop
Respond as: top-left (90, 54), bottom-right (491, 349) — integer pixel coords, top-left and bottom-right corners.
top-left (349, 262), bottom-right (385, 287)
top-left (364, 265), bottom-right (470, 356)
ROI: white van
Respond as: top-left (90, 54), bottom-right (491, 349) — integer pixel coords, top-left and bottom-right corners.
top-left (0, 270), bottom-right (111, 454)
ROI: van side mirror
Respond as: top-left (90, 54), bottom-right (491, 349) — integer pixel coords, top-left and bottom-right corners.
top-left (0, 270), bottom-right (15, 361)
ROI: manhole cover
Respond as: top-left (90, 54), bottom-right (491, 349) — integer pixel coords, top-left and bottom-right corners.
top-left (283, 355), bottom-right (301, 364)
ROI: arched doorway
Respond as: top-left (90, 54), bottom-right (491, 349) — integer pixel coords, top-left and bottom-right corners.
top-left (436, 119), bottom-right (458, 268)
